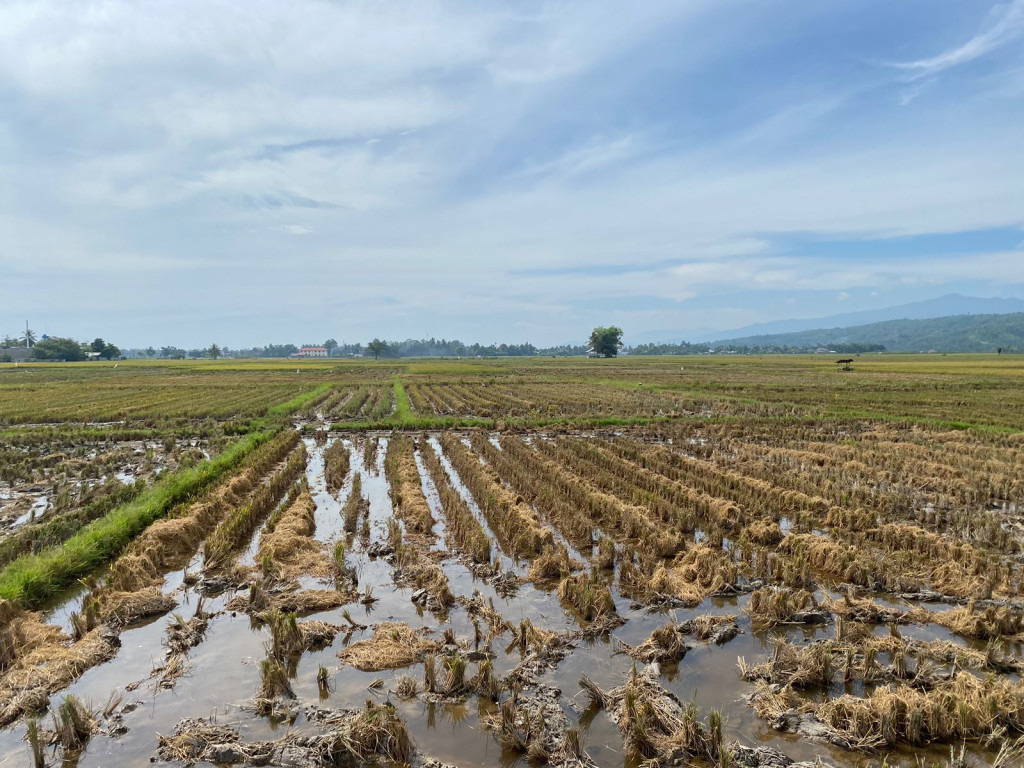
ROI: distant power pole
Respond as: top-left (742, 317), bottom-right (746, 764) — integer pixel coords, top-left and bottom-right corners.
top-left (25, 321), bottom-right (30, 348)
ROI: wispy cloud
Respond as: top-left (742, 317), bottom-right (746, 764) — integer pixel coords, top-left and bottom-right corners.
top-left (889, 0), bottom-right (1024, 79)
top-left (0, 1), bottom-right (1021, 346)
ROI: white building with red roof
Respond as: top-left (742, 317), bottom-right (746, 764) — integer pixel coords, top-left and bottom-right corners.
top-left (292, 346), bottom-right (328, 358)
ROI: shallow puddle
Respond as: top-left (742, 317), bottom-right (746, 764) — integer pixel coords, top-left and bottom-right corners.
top-left (0, 430), bottom-right (1010, 768)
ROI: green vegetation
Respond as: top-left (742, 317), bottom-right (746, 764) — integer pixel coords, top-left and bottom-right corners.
top-left (3, 355), bottom-right (1024, 431)
top-left (589, 325), bottom-right (624, 357)
top-left (0, 364), bottom-right (334, 425)
top-left (0, 480), bottom-right (145, 569)
top-left (392, 378), bottom-right (414, 423)
top-left (267, 383), bottom-right (333, 418)
top-left (367, 338), bottom-right (388, 359)
top-left (30, 337), bottom-right (88, 361)
top-left (3, 351), bottom-right (1024, 764)
top-left (0, 430), bottom-right (272, 607)
top-left (717, 311), bottom-right (1024, 353)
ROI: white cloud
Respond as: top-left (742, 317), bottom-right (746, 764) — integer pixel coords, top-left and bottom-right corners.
top-left (0, 1), bottom-right (1022, 346)
top-left (889, 0), bottom-right (1024, 79)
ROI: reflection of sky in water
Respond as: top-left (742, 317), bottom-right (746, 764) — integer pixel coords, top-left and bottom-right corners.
top-left (0, 433), bottom-right (1004, 768)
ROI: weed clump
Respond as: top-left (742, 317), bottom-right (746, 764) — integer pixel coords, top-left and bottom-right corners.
top-left (582, 666), bottom-right (727, 764)
top-left (749, 669), bottom-right (1024, 751)
top-left (342, 473), bottom-right (368, 535)
top-left (324, 440), bottom-right (350, 493)
top-left (626, 621), bottom-right (691, 664)
top-left (746, 587), bottom-right (829, 631)
top-left (528, 545), bottom-right (575, 583)
top-left (52, 695), bottom-right (96, 752)
top-left (650, 545), bottom-right (738, 607)
top-left (338, 622), bottom-right (441, 671)
top-left (258, 656), bottom-right (294, 701)
top-left (558, 571), bottom-right (616, 621)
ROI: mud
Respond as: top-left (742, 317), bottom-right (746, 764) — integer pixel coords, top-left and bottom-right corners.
top-left (0, 427), bottom-right (1014, 768)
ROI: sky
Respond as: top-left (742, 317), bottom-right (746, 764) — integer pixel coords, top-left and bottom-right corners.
top-left (1, 0), bottom-right (1023, 348)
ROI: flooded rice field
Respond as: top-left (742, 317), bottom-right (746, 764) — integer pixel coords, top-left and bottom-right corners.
top-left (1, 418), bottom-right (1023, 768)
top-left (0, 437), bottom-right (203, 537)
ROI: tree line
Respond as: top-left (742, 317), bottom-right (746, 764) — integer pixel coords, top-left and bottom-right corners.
top-left (630, 341), bottom-right (886, 355)
top-left (1, 325), bottom-right (889, 363)
top-left (0, 334), bottom-right (121, 362)
top-left (141, 338), bottom-right (590, 359)
top-left (2, 323), bottom-right (897, 362)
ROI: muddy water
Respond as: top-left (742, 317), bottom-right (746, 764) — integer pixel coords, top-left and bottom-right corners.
top-left (0, 433), bottom-right (1002, 768)
top-left (0, 439), bottom-right (185, 538)
top-left (427, 435), bottom-right (518, 574)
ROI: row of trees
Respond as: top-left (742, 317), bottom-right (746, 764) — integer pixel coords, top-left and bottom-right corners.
top-left (2, 329), bottom-right (121, 361)
top-left (1, 330), bottom-right (36, 348)
top-left (16, 337), bottom-right (121, 361)
top-left (360, 338), bottom-right (543, 358)
top-left (629, 341), bottom-right (887, 355)
top-left (144, 338), bottom-right (559, 359)
top-left (4, 325), bottom-right (891, 363)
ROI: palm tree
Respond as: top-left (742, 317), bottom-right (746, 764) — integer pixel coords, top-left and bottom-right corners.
top-left (22, 328), bottom-right (36, 348)
top-left (209, 343), bottom-right (221, 360)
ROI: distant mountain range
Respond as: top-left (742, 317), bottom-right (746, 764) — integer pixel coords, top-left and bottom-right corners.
top-left (629, 295), bottom-right (1024, 346)
top-left (712, 312), bottom-right (1024, 352)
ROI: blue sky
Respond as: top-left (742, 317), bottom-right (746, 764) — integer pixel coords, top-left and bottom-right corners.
top-left (1, 0), bottom-right (1023, 348)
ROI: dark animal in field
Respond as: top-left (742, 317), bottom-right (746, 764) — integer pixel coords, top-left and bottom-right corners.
top-left (835, 358), bottom-right (853, 371)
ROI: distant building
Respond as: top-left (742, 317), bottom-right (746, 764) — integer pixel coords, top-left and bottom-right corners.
top-left (291, 346), bottom-right (328, 358)
top-left (0, 347), bottom-right (31, 362)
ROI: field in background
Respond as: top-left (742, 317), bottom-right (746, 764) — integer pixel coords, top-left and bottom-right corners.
top-left (0, 354), bottom-right (1022, 768)
top-left (3, 353), bottom-right (1022, 429)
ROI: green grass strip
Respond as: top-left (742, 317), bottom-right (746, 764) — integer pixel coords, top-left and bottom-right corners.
top-left (267, 383), bottom-right (333, 418)
top-left (392, 377), bottom-right (414, 423)
top-left (0, 429), bottom-right (273, 608)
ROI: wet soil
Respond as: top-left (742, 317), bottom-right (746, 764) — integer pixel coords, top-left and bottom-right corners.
top-left (0, 430), bottom-right (1008, 768)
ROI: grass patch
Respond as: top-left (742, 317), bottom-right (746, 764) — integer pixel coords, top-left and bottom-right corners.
top-left (267, 383), bottom-right (333, 418)
top-left (0, 430), bottom-right (273, 608)
top-left (392, 377), bottom-right (414, 423)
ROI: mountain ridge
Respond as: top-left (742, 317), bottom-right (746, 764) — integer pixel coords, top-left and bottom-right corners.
top-left (628, 295), bottom-right (1024, 345)
top-left (709, 311), bottom-right (1024, 352)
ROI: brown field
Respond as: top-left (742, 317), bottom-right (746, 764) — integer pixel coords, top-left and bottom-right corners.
top-left (0, 355), bottom-right (1022, 767)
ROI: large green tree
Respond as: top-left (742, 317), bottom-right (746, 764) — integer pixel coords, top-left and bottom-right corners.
top-left (31, 337), bottom-right (86, 361)
top-left (209, 343), bottom-right (221, 360)
top-left (324, 338), bottom-right (338, 357)
top-left (90, 338), bottom-right (120, 359)
top-left (589, 326), bottom-right (623, 358)
top-left (366, 338), bottom-right (388, 359)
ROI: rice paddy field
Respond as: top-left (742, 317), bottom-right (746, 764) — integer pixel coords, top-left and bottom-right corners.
top-left (1, 355), bottom-right (1023, 768)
